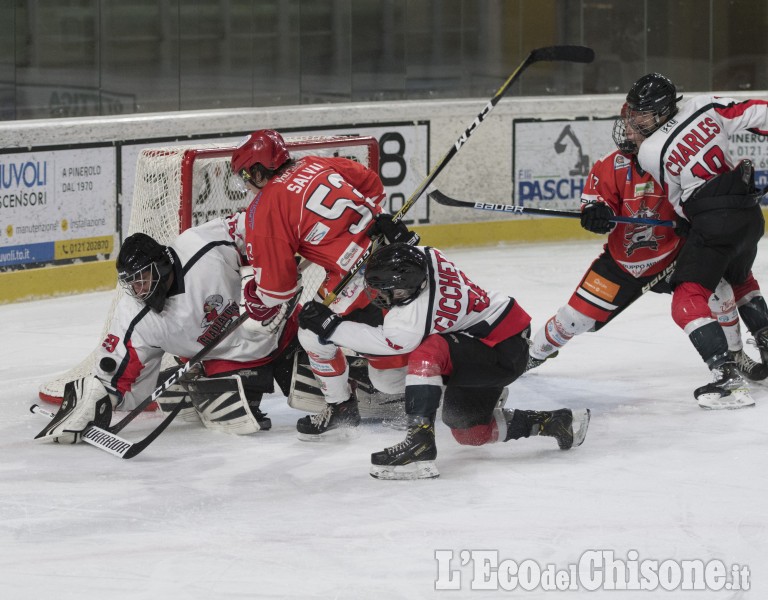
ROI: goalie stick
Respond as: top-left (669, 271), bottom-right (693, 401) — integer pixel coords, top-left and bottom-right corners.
top-left (31, 400), bottom-right (189, 459)
top-left (322, 45), bottom-right (596, 305)
top-left (428, 190), bottom-right (677, 227)
top-left (32, 404), bottom-right (137, 458)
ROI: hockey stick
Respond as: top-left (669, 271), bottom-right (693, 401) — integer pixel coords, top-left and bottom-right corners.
top-left (322, 45), bottom-right (596, 305)
top-left (428, 189), bottom-right (676, 227)
top-left (31, 401), bottom-right (189, 459)
top-left (31, 404), bottom-right (137, 458)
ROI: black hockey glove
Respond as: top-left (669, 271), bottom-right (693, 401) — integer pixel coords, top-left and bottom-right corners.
top-left (580, 202), bottom-right (615, 234)
top-left (368, 213), bottom-right (420, 246)
top-left (298, 301), bottom-right (342, 344)
top-left (674, 218), bottom-right (691, 238)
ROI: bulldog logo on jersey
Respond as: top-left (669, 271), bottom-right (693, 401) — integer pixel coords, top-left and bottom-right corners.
top-left (201, 294), bottom-right (224, 327)
top-left (624, 198), bottom-right (665, 256)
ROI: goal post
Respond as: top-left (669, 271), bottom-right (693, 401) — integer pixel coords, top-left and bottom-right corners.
top-left (39, 134), bottom-right (380, 405)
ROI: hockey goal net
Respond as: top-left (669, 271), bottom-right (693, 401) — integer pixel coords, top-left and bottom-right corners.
top-left (39, 134), bottom-right (380, 404)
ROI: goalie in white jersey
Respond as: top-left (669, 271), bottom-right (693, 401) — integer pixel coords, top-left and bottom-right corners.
top-left (298, 243), bottom-right (591, 479)
top-left (36, 214), bottom-right (300, 443)
top-left (616, 72), bottom-right (768, 408)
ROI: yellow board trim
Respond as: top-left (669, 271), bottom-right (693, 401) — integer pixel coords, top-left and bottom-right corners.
top-left (0, 261), bottom-right (116, 304)
top-left (415, 217), bottom-right (594, 248)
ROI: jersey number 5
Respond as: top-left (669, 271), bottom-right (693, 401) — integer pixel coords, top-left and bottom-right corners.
top-left (306, 173), bottom-right (375, 234)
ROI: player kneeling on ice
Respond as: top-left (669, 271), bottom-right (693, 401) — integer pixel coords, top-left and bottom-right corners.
top-left (298, 243), bottom-right (591, 480)
top-left (36, 215), bottom-right (302, 443)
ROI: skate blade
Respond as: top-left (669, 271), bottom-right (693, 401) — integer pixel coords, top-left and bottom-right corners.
top-left (370, 461), bottom-right (440, 480)
top-left (570, 408), bottom-right (591, 448)
top-left (296, 426), bottom-right (361, 442)
top-left (697, 388), bottom-right (755, 410)
top-left (380, 417), bottom-right (409, 431)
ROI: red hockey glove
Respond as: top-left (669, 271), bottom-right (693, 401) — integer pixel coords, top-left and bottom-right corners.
top-left (243, 279), bottom-right (281, 322)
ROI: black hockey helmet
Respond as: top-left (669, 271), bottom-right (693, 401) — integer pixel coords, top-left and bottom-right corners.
top-left (116, 232), bottom-right (175, 312)
top-left (626, 73), bottom-right (680, 118)
top-left (364, 243), bottom-right (428, 309)
top-left (613, 73), bottom-right (681, 154)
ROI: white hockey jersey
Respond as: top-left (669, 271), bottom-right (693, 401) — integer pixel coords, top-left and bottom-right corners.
top-left (329, 247), bottom-right (531, 356)
top-left (637, 95), bottom-right (768, 216)
top-left (95, 215), bottom-right (293, 409)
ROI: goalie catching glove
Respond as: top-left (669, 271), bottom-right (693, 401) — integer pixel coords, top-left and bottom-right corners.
top-left (368, 213), bottom-right (420, 246)
top-left (35, 377), bottom-right (117, 444)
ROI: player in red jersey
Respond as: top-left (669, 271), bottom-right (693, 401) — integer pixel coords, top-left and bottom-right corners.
top-left (620, 73), bottom-right (768, 408)
top-left (232, 129), bottom-right (415, 438)
top-left (528, 105), bottom-right (767, 395)
top-left (298, 243), bottom-right (590, 479)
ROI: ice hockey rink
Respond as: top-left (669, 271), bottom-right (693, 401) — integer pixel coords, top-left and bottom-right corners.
top-left (1, 238), bottom-right (765, 599)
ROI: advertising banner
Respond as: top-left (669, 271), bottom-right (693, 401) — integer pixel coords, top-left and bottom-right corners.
top-left (0, 147), bottom-right (116, 270)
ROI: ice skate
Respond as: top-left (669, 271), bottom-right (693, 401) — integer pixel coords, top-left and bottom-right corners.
top-left (296, 396), bottom-right (361, 441)
top-left (694, 362), bottom-right (754, 409)
top-left (731, 349), bottom-right (768, 382)
top-left (751, 326), bottom-right (768, 368)
top-left (508, 408), bottom-right (590, 449)
top-left (370, 420), bottom-right (439, 480)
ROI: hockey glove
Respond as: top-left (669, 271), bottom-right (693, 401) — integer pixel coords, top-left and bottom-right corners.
top-left (580, 202), bottom-right (615, 234)
top-left (298, 301), bottom-right (342, 344)
top-left (674, 218), bottom-right (691, 238)
top-left (34, 377), bottom-right (115, 444)
top-left (368, 213), bottom-right (420, 246)
top-left (242, 279), bottom-right (281, 322)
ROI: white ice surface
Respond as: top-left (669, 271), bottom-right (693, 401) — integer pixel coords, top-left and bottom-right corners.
top-left (1, 239), bottom-right (766, 599)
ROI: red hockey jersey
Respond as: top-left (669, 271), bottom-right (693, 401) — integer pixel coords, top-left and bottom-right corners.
top-left (243, 155), bottom-right (385, 307)
top-left (582, 150), bottom-right (682, 278)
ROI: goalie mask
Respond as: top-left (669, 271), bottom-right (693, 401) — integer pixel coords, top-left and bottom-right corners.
top-left (364, 243), bottom-right (428, 309)
top-left (231, 129), bottom-right (291, 187)
top-left (117, 232), bottom-right (175, 312)
top-left (613, 73), bottom-right (682, 153)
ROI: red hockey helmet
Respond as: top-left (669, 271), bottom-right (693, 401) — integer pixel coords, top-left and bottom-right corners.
top-left (231, 130), bottom-right (291, 181)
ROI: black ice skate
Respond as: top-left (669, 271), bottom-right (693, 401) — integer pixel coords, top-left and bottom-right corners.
top-left (296, 396), bottom-right (361, 441)
top-left (510, 408), bottom-right (590, 449)
top-left (731, 349), bottom-right (768, 382)
top-left (694, 362), bottom-right (754, 410)
top-left (752, 326), bottom-right (768, 368)
top-left (370, 420), bottom-right (439, 480)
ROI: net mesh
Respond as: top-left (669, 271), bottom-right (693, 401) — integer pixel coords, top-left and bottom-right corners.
top-left (39, 135), bottom-right (379, 403)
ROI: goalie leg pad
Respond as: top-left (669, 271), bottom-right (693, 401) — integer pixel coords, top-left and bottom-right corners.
top-left (35, 377), bottom-right (115, 444)
top-left (185, 374), bottom-right (270, 435)
top-left (155, 367), bottom-right (202, 424)
top-left (287, 351), bottom-right (329, 413)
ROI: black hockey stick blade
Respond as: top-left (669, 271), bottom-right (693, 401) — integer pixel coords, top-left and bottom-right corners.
top-left (428, 190), bottom-right (469, 207)
top-left (530, 45), bottom-right (595, 64)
